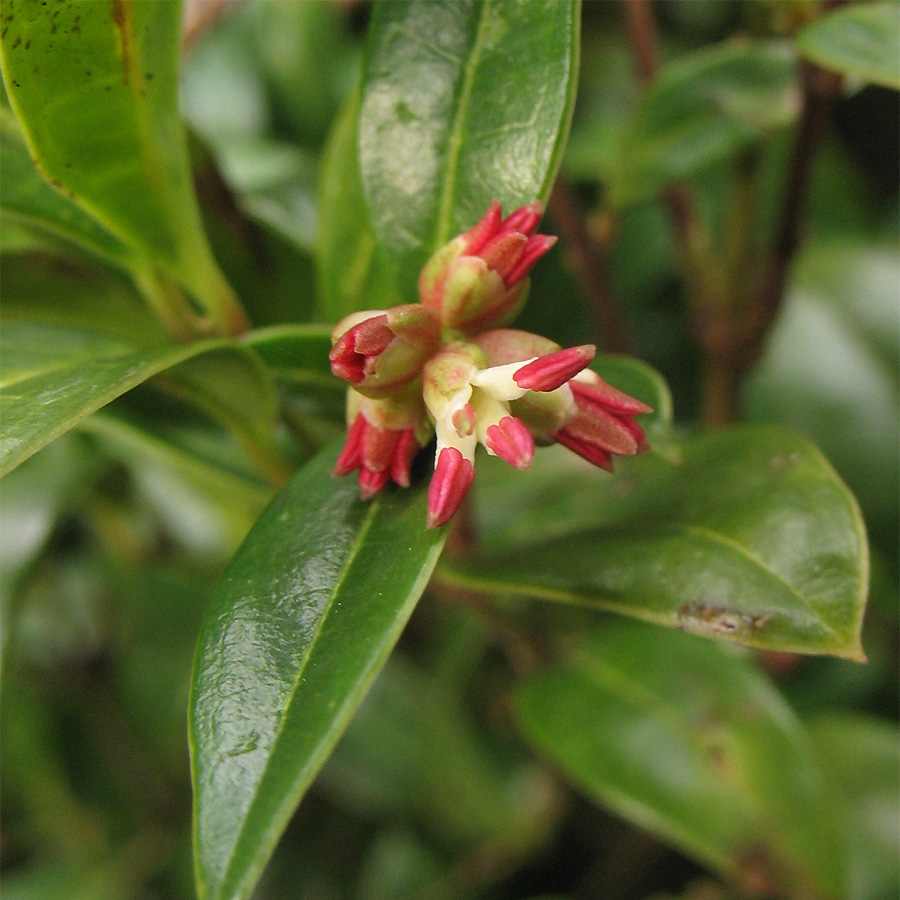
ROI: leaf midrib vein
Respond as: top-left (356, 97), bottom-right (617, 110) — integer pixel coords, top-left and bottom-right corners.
top-left (433, 0), bottom-right (493, 249)
top-left (221, 498), bottom-right (381, 892)
top-left (677, 522), bottom-right (842, 639)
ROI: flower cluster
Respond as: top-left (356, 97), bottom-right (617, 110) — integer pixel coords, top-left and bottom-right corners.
top-left (329, 200), bottom-right (652, 528)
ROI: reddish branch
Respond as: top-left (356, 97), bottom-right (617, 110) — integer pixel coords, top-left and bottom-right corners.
top-left (701, 61), bottom-right (843, 425)
top-left (622, 0), bottom-right (660, 84)
top-left (620, 0), bottom-right (844, 424)
top-left (750, 62), bottom-right (844, 351)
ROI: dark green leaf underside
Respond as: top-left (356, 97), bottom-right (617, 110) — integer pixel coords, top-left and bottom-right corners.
top-left (516, 621), bottom-right (844, 898)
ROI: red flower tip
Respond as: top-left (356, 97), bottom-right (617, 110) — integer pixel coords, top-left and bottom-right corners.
top-left (480, 232), bottom-right (529, 282)
top-left (329, 315), bottom-right (392, 383)
top-left (485, 416), bottom-right (534, 470)
top-left (358, 467), bottom-right (390, 500)
top-left (501, 201), bottom-right (543, 235)
top-left (461, 199), bottom-right (503, 255)
top-left (570, 378), bottom-right (653, 417)
top-left (427, 447), bottom-right (476, 528)
top-left (459, 200), bottom-right (552, 286)
top-left (514, 344), bottom-right (596, 392)
top-left (334, 412), bottom-right (424, 498)
top-left (333, 415), bottom-right (367, 476)
top-left (506, 234), bottom-right (556, 286)
top-left (555, 430), bottom-right (615, 472)
top-left (390, 428), bottom-right (420, 488)
top-left (551, 373), bottom-right (652, 471)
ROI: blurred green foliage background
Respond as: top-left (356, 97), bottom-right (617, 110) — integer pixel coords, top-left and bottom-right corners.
top-left (1, 2), bottom-right (897, 899)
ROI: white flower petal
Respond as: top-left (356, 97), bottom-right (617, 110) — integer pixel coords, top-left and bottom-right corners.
top-left (470, 358), bottom-right (536, 402)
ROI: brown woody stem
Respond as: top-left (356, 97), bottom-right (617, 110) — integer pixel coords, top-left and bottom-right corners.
top-left (747, 62), bottom-right (843, 360)
top-left (621, 0), bottom-right (843, 426)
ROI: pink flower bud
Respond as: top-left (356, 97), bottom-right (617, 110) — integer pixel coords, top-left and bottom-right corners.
top-left (329, 305), bottom-right (441, 398)
top-left (554, 372), bottom-right (652, 469)
top-left (418, 200), bottom-right (556, 334)
top-left (473, 329), bottom-right (652, 472)
top-left (427, 447), bottom-right (476, 528)
top-left (484, 416), bottom-right (534, 470)
top-left (332, 385), bottom-right (432, 498)
top-left (513, 345), bottom-right (595, 391)
top-left (328, 197), bottom-right (654, 530)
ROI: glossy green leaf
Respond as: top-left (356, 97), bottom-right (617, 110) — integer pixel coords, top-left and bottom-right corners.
top-left (516, 620), bottom-right (844, 899)
top-left (808, 713), bottom-right (900, 900)
top-left (189, 445), bottom-right (447, 900)
top-left (797, 2), bottom-right (900, 90)
top-left (79, 411), bottom-right (272, 555)
top-left (444, 424), bottom-right (867, 659)
top-left (0, 108), bottom-right (131, 265)
top-left (359, 0), bottom-right (580, 298)
top-left (608, 41), bottom-right (799, 206)
top-left (243, 324), bottom-right (334, 381)
top-left (244, 324), bottom-right (346, 425)
top-left (0, 0), bottom-right (241, 328)
top-left (317, 90), bottom-right (396, 322)
top-left (0, 321), bottom-right (273, 476)
top-left (2, 250), bottom-right (168, 346)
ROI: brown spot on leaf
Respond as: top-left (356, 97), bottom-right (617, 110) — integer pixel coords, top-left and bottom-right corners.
top-left (679, 602), bottom-right (772, 639)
